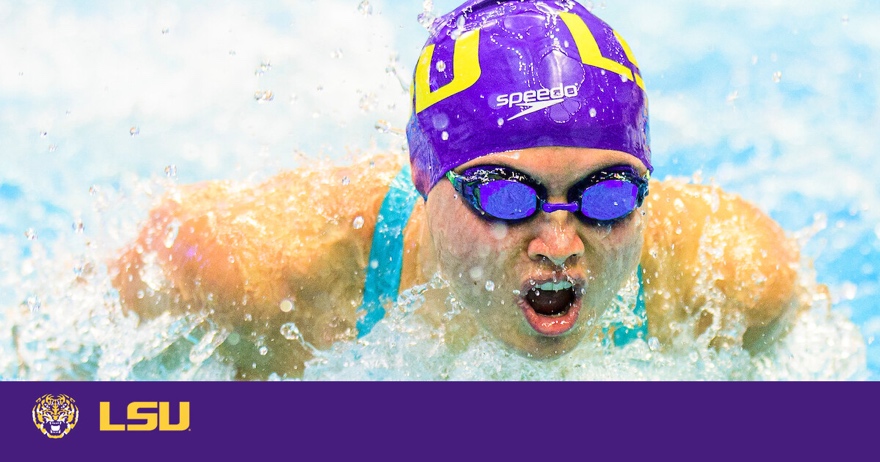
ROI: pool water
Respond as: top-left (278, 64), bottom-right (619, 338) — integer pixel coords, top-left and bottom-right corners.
top-left (1, 0), bottom-right (877, 380)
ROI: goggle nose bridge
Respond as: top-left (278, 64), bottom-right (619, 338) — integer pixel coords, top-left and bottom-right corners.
top-left (541, 201), bottom-right (580, 214)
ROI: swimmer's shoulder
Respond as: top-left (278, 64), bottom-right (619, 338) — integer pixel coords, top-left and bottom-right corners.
top-left (640, 178), bottom-right (803, 349)
top-left (113, 152), bottom-right (407, 322)
top-left (112, 152), bottom-right (409, 379)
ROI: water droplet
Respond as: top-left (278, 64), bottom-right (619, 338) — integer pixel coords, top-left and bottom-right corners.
top-left (255, 61), bottom-right (271, 76)
top-left (358, 0), bottom-right (373, 15)
top-left (24, 228), bottom-right (37, 240)
top-left (164, 219), bottom-right (180, 248)
top-left (441, 131), bottom-right (449, 141)
top-left (469, 266), bottom-right (484, 280)
top-left (280, 298), bottom-right (295, 313)
top-left (841, 282), bottom-right (857, 301)
top-left (40, 131), bottom-right (48, 138)
top-left (259, 346), bottom-right (269, 356)
top-left (417, 10), bottom-right (436, 29)
top-left (331, 48), bottom-right (344, 59)
top-left (370, 260), bottom-right (379, 269)
top-left (497, 118), bottom-right (505, 127)
top-left (341, 176), bottom-right (350, 186)
top-left (490, 223), bottom-right (509, 240)
top-left (129, 126), bottom-right (140, 136)
top-left (726, 90), bottom-right (740, 104)
top-left (254, 90), bottom-right (274, 102)
top-left (48, 144), bottom-right (57, 153)
top-left (189, 328), bottom-right (229, 364)
top-left (359, 92), bottom-right (378, 112)
top-left (353, 216), bottom-right (365, 229)
top-left (648, 337), bottom-right (661, 351)
top-left (73, 255), bottom-right (94, 278)
top-left (161, 27), bottom-right (170, 34)
top-left (435, 60), bottom-right (447, 72)
top-left (72, 219), bottom-right (84, 234)
top-left (279, 324), bottom-right (307, 346)
top-left (673, 198), bottom-right (686, 212)
top-left (26, 295), bottom-right (41, 313)
top-left (228, 255), bottom-right (236, 264)
top-left (374, 120), bottom-right (393, 133)
top-left (772, 71), bottom-right (783, 83)
top-left (485, 281), bottom-right (495, 292)
top-left (589, 108), bottom-right (597, 118)
top-left (164, 164), bottom-right (177, 178)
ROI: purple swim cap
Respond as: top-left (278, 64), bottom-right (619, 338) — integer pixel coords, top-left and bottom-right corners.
top-left (406, 0), bottom-right (651, 198)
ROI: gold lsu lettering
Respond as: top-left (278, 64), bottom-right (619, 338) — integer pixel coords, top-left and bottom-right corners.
top-left (99, 402), bottom-right (190, 431)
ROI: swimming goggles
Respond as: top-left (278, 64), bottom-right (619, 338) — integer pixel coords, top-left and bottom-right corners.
top-left (446, 165), bottom-right (649, 224)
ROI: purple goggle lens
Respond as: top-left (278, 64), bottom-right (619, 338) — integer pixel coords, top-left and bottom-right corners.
top-left (447, 166), bottom-right (648, 223)
top-left (580, 180), bottom-right (640, 221)
top-left (478, 180), bottom-right (537, 220)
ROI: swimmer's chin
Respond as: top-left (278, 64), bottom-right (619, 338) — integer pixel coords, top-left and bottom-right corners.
top-left (499, 324), bottom-right (590, 361)
top-left (502, 334), bottom-right (586, 361)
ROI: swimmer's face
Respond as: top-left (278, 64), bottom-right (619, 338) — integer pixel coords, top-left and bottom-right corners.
top-left (425, 147), bottom-right (646, 358)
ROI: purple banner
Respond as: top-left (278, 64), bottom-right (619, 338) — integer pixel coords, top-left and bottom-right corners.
top-left (2, 381), bottom-right (875, 459)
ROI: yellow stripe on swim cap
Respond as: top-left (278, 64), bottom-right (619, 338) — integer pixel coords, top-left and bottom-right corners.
top-left (613, 30), bottom-right (646, 91)
top-left (414, 29), bottom-right (482, 114)
top-left (560, 12), bottom-right (644, 91)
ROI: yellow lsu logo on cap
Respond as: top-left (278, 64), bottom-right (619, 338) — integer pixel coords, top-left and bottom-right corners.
top-left (99, 401), bottom-right (190, 432)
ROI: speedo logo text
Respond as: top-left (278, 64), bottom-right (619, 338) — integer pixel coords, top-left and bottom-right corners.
top-left (496, 83), bottom-right (579, 121)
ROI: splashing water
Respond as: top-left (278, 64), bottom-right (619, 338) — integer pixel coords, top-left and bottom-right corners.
top-left (302, 262), bottom-right (865, 382)
top-left (0, 1), bottom-right (876, 382)
top-left (0, 166), bottom-right (867, 381)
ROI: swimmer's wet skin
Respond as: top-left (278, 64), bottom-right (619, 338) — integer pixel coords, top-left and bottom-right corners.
top-left (113, 0), bottom-right (809, 380)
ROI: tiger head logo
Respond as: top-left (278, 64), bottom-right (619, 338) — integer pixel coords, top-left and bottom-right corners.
top-left (32, 394), bottom-right (79, 439)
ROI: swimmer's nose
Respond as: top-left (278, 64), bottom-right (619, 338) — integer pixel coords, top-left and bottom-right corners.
top-left (527, 211), bottom-right (585, 267)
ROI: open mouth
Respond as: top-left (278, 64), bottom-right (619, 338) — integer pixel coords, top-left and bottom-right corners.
top-left (518, 279), bottom-right (582, 336)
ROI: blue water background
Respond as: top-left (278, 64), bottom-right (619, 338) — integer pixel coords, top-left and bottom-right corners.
top-left (1, 0), bottom-right (878, 378)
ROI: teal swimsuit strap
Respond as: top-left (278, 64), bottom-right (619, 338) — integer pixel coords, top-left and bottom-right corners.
top-left (356, 164), bottom-right (420, 338)
top-left (609, 267), bottom-right (648, 347)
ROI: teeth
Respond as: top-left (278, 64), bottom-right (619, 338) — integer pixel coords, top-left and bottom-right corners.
top-left (537, 281), bottom-right (573, 291)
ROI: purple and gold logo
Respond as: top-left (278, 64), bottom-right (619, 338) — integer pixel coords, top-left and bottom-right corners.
top-left (32, 394), bottom-right (79, 439)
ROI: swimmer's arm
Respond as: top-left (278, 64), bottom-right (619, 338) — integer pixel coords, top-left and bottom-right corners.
top-left (641, 180), bottom-right (806, 352)
top-left (111, 155), bottom-right (402, 378)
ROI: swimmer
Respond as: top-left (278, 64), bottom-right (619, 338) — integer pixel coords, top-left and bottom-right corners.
top-left (113, 0), bottom-right (814, 380)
